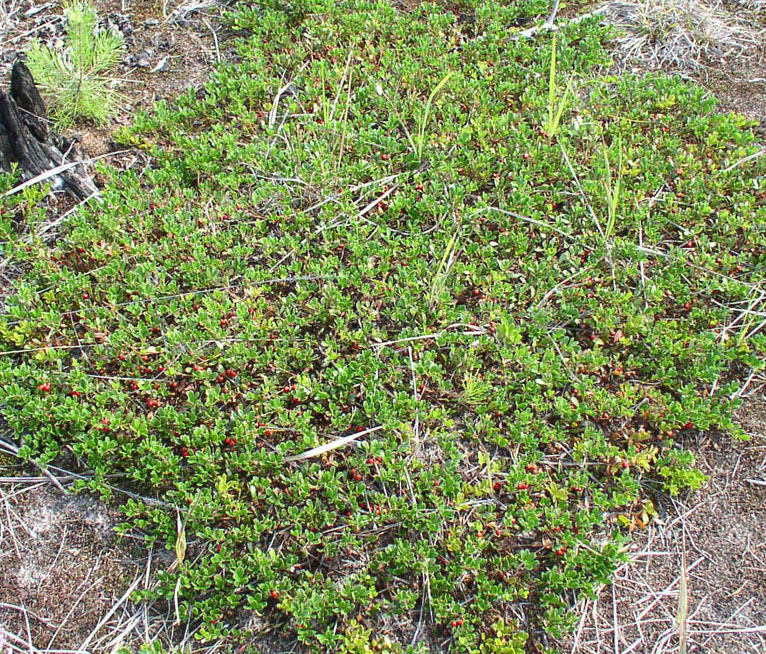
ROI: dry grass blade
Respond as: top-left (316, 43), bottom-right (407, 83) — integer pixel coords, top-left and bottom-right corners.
top-left (676, 551), bottom-right (689, 654)
top-left (74, 574), bottom-right (143, 653)
top-left (3, 150), bottom-right (131, 199)
top-left (174, 510), bottom-right (187, 568)
top-left (284, 426), bottom-right (384, 462)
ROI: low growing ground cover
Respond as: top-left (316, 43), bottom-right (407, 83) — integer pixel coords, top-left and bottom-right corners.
top-left (1, 1), bottom-right (764, 652)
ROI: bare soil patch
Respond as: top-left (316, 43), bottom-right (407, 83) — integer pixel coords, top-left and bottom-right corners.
top-left (0, 481), bottom-right (141, 652)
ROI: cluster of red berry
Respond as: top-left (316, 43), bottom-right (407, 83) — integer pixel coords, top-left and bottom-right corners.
top-left (217, 369), bottom-right (238, 383)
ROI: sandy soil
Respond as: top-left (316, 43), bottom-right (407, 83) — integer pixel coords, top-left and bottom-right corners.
top-left (0, 482), bottom-right (142, 651)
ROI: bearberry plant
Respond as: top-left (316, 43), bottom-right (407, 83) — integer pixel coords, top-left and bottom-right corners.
top-left (1, 1), bottom-right (764, 652)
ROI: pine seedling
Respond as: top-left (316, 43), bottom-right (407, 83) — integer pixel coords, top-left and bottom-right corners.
top-left (26, 1), bottom-right (124, 127)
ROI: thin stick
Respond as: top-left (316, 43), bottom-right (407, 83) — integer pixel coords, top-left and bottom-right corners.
top-left (545, 0), bottom-right (561, 28)
top-left (201, 16), bottom-right (221, 63)
top-left (0, 438), bottom-right (68, 493)
top-left (478, 205), bottom-right (578, 242)
top-left (512, 7), bottom-right (608, 41)
top-left (37, 191), bottom-right (99, 237)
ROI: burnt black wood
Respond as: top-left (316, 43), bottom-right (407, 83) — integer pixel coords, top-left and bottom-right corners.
top-left (11, 62), bottom-right (49, 142)
top-left (0, 62), bottom-right (100, 201)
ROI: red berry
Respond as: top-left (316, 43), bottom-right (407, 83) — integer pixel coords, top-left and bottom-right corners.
top-left (493, 481), bottom-right (502, 492)
top-left (37, 382), bottom-right (51, 392)
top-left (517, 482), bottom-right (530, 490)
top-left (180, 446), bottom-right (189, 458)
top-left (555, 547), bottom-right (567, 556)
top-left (118, 354), bottom-right (126, 361)
top-left (270, 589), bottom-right (279, 599)
top-left (225, 369), bottom-right (237, 378)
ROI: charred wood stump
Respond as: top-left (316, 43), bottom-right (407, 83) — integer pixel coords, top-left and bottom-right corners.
top-left (0, 62), bottom-right (100, 201)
